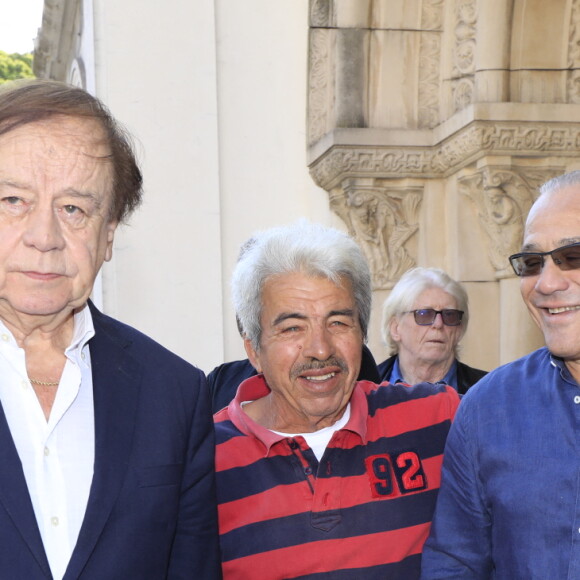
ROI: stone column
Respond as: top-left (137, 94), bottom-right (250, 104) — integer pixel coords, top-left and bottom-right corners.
top-left (475, 0), bottom-right (514, 102)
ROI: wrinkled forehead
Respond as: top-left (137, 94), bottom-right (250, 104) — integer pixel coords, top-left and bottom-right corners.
top-left (3, 115), bottom-right (111, 164)
top-left (412, 287), bottom-right (457, 309)
top-left (0, 115), bottom-right (115, 210)
top-left (0, 114), bottom-right (109, 154)
top-left (261, 270), bottom-right (354, 299)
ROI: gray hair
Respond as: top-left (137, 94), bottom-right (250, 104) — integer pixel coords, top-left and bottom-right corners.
top-left (381, 267), bottom-right (469, 355)
top-left (539, 170), bottom-right (580, 197)
top-left (232, 220), bottom-right (372, 350)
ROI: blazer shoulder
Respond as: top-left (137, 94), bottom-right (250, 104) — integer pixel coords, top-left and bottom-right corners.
top-left (89, 302), bottom-right (203, 378)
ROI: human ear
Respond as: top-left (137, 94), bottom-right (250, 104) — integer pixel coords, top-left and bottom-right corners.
top-left (104, 221), bottom-right (118, 262)
top-left (389, 317), bottom-right (401, 342)
top-left (244, 337), bottom-right (262, 373)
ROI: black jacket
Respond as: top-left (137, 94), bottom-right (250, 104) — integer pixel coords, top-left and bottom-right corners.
top-left (376, 354), bottom-right (487, 395)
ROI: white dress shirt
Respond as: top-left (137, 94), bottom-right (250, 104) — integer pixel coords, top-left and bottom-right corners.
top-left (0, 305), bottom-right (95, 580)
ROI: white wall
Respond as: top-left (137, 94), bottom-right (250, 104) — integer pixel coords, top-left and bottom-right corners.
top-left (92, 0), bottom-right (223, 371)
top-left (214, 0), bottom-right (331, 365)
top-left (88, 0), bottom-right (330, 373)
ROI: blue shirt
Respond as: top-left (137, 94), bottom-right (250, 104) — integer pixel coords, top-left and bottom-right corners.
top-left (421, 347), bottom-right (580, 579)
top-left (388, 357), bottom-right (459, 390)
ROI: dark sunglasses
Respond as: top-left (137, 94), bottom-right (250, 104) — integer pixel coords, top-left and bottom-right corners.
top-left (509, 242), bottom-right (580, 277)
top-left (405, 309), bottom-right (464, 326)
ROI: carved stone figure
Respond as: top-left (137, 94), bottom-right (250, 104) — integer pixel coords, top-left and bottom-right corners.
top-left (460, 169), bottom-right (561, 277)
top-left (332, 182), bottom-right (422, 288)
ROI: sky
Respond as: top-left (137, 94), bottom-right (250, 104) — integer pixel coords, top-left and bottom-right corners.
top-left (0, 0), bottom-right (45, 54)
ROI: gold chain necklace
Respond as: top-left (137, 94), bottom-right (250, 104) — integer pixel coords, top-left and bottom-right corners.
top-left (29, 378), bottom-right (60, 387)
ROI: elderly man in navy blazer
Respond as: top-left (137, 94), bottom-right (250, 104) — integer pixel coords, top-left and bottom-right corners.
top-left (0, 80), bottom-right (220, 578)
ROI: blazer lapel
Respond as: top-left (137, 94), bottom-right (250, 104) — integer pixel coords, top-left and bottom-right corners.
top-left (0, 403), bottom-right (52, 577)
top-left (64, 309), bottom-right (142, 579)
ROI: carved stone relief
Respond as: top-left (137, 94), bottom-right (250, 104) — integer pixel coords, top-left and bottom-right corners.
top-left (310, 121), bottom-right (580, 190)
top-left (567, 0), bottom-right (580, 103)
top-left (308, 28), bottom-right (334, 146)
top-left (422, 0), bottom-right (445, 31)
top-left (330, 180), bottom-right (422, 288)
top-left (451, 0), bottom-right (477, 113)
top-left (418, 0), bottom-right (444, 128)
top-left (459, 167), bottom-right (562, 278)
top-left (418, 32), bottom-right (442, 129)
top-left (310, 0), bottom-right (333, 28)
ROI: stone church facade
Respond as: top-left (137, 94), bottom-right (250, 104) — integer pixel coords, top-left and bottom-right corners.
top-left (31, 0), bottom-right (580, 373)
top-left (306, 0), bottom-right (580, 366)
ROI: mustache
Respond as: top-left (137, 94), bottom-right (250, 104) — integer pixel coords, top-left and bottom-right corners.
top-left (290, 357), bottom-right (348, 379)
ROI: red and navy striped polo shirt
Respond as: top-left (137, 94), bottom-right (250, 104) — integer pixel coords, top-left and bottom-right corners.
top-left (214, 375), bottom-right (459, 579)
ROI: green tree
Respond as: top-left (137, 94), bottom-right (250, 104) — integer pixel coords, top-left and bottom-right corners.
top-left (0, 51), bottom-right (34, 84)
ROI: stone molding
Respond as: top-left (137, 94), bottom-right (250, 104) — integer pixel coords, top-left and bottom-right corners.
top-left (309, 117), bottom-right (580, 190)
top-left (568, 0), bottom-right (580, 103)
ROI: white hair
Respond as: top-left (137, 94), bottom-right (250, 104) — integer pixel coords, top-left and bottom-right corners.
top-left (232, 220), bottom-right (372, 350)
top-left (381, 267), bottom-right (469, 355)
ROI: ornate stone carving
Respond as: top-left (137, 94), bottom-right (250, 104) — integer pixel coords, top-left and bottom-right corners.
top-left (453, 0), bottom-right (477, 75)
top-left (567, 0), bottom-right (580, 103)
top-left (452, 0), bottom-right (477, 113)
top-left (308, 28), bottom-right (334, 146)
top-left (453, 78), bottom-right (474, 111)
top-left (418, 32), bottom-right (442, 129)
top-left (422, 0), bottom-right (445, 31)
top-left (309, 0), bottom-right (333, 28)
top-left (309, 121), bottom-right (580, 190)
top-left (331, 181), bottom-right (422, 288)
top-left (459, 168), bottom-right (562, 277)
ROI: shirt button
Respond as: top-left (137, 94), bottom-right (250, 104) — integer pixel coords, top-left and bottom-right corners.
top-left (81, 352), bottom-right (86, 360)
top-left (51, 516), bottom-right (59, 527)
top-left (44, 447), bottom-right (50, 457)
top-left (20, 380), bottom-right (28, 390)
top-left (304, 467), bottom-right (313, 475)
top-left (1, 334), bottom-right (8, 342)
top-left (575, 396), bottom-right (580, 404)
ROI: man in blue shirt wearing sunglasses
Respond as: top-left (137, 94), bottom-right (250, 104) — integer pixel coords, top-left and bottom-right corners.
top-left (421, 170), bottom-right (580, 579)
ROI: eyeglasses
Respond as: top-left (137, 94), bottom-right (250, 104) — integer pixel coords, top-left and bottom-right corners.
top-left (405, 309), bottom-right (464, 326)
top-left (509, 242), bottom-right (580, 277)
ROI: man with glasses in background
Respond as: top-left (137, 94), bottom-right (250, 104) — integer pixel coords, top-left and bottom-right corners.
top-left (421, 170), bottom-right (580, 579)
top-left (378, 267), bottom-right (486, 394)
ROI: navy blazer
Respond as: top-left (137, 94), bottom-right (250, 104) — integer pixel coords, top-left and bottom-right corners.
top-left (0, 302), bottom-right (221, 579)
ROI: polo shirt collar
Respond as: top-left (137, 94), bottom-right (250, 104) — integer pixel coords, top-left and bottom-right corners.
top-left (228, 374), bottom-right (369, 456)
